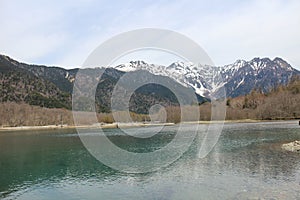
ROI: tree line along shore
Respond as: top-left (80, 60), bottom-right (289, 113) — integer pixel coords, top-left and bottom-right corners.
top-left (0, 78), bottom-right (299, 128)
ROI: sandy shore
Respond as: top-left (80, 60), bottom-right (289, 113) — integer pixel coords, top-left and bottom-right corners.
top-left (0, 119), bottom-right (297, 132)
top-left (183, 119), bottom-right (263, 124)
top-left (0, 122), bottom-right (175, 132)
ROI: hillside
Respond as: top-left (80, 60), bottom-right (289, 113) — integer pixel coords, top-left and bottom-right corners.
top-left (225, 76), bottom-right (300, 120)
top-left (0, 76), bottom-right (299, 127)
top-left (0, 55), bottom-right (72, 109)
top-left (0, 55), bottom-right (207, 114)
top-left (0, 71), bottom-right (71, 109)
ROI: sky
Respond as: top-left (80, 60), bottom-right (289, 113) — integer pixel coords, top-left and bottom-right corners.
top-left (0, 0), bottom-right (300, 69)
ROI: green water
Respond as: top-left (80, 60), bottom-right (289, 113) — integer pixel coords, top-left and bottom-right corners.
top-left (1, 121), bottom-right (300, 199)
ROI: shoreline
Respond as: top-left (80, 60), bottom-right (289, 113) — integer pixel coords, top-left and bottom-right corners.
top-left (0, 122), bottom-right (175, 132)
top-left (0, 119), bottom-right (298, 132)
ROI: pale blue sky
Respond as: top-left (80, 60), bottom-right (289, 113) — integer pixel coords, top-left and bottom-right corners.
top-left (0, 0), bottom-right (299, 69)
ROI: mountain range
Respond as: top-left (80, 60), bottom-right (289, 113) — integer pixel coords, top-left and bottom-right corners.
top-left (0, 54), bottom-right (299, 113)
top-left (115, 57), bottom-right (299, 98)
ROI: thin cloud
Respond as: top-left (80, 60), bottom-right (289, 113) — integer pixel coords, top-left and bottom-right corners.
top-left (0, 0), bottom-right (299, 69)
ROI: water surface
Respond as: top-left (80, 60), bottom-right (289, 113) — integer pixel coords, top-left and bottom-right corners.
top-left (1, 121), bottom-right (300, 199)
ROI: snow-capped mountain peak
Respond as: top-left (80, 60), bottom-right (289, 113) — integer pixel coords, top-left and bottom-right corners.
top-left (223, 59), bottom-right (247, 73)
top-left (115, 60), bottom-right (150, 72)
top-left (273, 57), bottom-right (294, 71)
